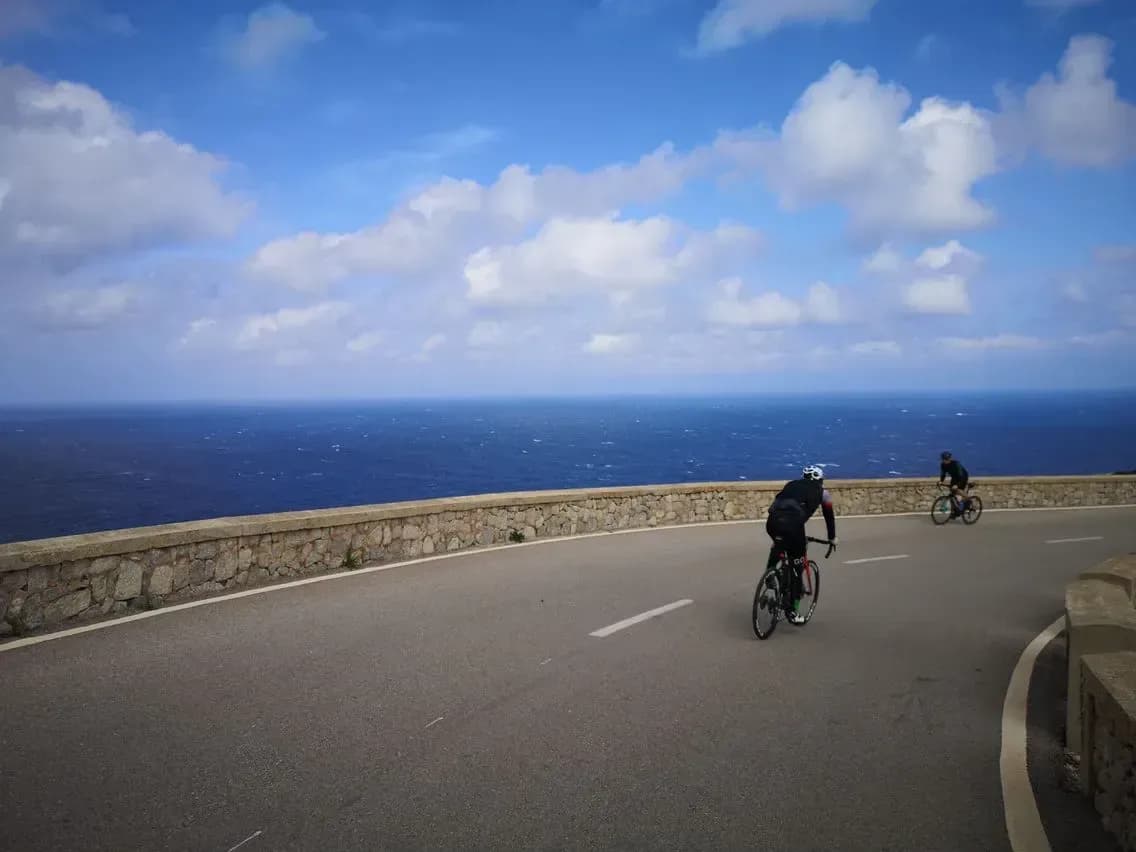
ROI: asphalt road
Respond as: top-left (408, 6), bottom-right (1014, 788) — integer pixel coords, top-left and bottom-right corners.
top-left (2, 507), bottom-right (1133, 852)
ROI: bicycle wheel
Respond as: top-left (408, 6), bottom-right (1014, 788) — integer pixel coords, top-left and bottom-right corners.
top-left (792, 560), bottom-right (821, 625)
top-left (931, 495), bottom-right (953, 525)
top-left (752, 568), bottom-right (781, 639)
top-left (962, 495), bottom-right (983, 525)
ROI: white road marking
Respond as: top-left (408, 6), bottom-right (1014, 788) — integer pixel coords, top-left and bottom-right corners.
top-left (540, 658), bottom-right (552, 666)
top-left (227, 830), bottom-right (262, 852)
top-left (589, 599), bottom-right (693, 638)
top-left (424, 716), bottom-right (444, 730)
top-left (1044, 536), bottom-right (1103, 544)
top-left (844, 554), bottom-right (910, 565)
top-left (2, 504), bottom-right (1133, 652)
top-left (1000, 616), bottom-right (1063, 852)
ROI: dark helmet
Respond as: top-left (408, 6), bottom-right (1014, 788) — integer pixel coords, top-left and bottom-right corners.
top-left (941, 451), bottom-right (952, 460)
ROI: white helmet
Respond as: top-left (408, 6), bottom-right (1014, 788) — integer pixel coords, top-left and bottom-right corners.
top-left (802, 465), bottom-right (824, 481)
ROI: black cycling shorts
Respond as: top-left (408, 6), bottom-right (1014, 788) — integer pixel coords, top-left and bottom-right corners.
top-left (950, 476), bottom-right (969, 490)
top-left (766, 511), bottom-right (807, 561)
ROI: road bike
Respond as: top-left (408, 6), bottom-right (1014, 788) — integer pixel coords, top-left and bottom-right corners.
top-left (931, 482), bottom-right (983, 526)
top-left (752, 535), bottom-right (834, 640)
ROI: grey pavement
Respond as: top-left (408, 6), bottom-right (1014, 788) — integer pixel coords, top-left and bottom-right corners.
top-left (2, 506), bottom-right (1134, 851)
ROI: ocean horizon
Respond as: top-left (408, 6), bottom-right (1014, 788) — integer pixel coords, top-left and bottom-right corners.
top-left (2, 389), bottom-right (1133, 544)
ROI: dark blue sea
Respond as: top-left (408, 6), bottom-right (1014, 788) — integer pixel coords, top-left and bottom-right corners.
top-left (1, 392), bottom-right (1133, 544)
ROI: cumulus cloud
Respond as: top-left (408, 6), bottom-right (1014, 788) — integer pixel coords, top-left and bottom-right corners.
top-left (220, 3), bottom-right (325, 70)
top-left (464, 215), bottom-right (760, 306)
top-left (178, 317), bottom-right (218, 348)
top-left (734, 61), bottom-right (998, 238)
top-left (247, 142), bottom-right (711, 292)
top-left (345, 330), bottom-right (384, 353)
top-left (900, 239), bottom-right (982, 315)
top-left (696, 0), bottom-right (877, 54)
top-left (863, 243), bottom-right (903, 274)
top-left (707, 279), bottom-right (844, 327)
top-left (0, 63), bottom-right (249, 273)
top-left (235, 301), bottom-right (350, 350)
top-left (584, 333), bottom-right (639, 355)
top-left (997, 35), bottom-right (1136, 168)
top-left (37, 284), bottom-right (138, 330)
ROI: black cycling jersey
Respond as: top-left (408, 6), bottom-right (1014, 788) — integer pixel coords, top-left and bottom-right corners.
top-left (768, 478), bottom-right (837, 541)
top-left (940, 459), bottom-right (969, 486)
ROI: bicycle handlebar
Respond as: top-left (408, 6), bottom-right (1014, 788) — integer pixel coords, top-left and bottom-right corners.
top-left (806, 535), bottom-right (836, 558)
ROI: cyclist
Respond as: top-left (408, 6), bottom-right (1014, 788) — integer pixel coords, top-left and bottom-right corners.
top-left (765, 465), bottom-right (837, 622)
top-left (938, 451), bottom-right (970, 516)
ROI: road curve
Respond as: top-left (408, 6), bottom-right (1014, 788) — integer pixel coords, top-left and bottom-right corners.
top-left (2, 507), bottom-right (1133, 852)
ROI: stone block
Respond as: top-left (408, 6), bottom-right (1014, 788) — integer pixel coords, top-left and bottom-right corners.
top-left (149, 563), bottom-right (173, 596)
top-left (114, 562), bottom-right (143, 600)
top-left (44, 589), bottom-right (90, 625)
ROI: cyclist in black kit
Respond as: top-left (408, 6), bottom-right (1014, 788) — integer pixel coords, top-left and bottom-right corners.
top-left (765, 465), bottom-right (838, 623)
top-left (939, 451), bottom-right (970, 516)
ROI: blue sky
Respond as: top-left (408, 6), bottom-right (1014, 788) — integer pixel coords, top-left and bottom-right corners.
top-left (0, 0), bottom-right (1134, 402)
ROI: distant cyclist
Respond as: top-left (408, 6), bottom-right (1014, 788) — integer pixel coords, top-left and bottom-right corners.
top-left (939, 451), bottom-right (970, 515)
top-left (765, 465), bottom-right (837, 623)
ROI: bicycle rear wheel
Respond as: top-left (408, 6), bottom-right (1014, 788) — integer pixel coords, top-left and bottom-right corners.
top-left (962, 495), bottom-right (983, 524)
top-left (792, 560), bottom-right (821, 625)
top-left (752, 568), bottom-right (781, 639)
top-left (931, 495), bottom-right (952, 525)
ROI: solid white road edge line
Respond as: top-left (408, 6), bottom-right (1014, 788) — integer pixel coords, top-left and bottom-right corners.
top-left (2, 503), bottom-right (1132, 652)
top-left (589, 599), bottom-right (694, 638)
top-left (1000, 616), bottom-right (1063, 852)
top-left (1044, 536), bottom-right (1104, 544)
top-left (226, 830), bottom-right (263, 852)
top-left (844, 554), bottom-right (910, 565)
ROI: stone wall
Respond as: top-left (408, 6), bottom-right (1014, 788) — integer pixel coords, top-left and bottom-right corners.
top-left (1081, 652), bottom-right (1136, 851)
top-left (2, 475), bottom-right (1134, 639)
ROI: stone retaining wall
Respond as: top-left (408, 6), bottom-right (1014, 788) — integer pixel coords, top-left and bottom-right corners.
top-left (1082, 652), bottom-right (1136, 852)
top-left (2, 475), bottom-right (1134, 639)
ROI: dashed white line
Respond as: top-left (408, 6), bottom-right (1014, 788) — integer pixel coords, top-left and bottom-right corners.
top-left (1044, 536), bottom-right (1103, 544)
top-left (424, 716), bottom-right (444, 730)
top-left (589, 599), bottom-right (693, 638)
top-left (227, 830), bottom-right (262, 852)
top-left (844, 554), bottom-right (910, 565)
top-left (539, 658), bottom-right (552, 666)
top-left (1000, 616), bottom-right (1063, 852)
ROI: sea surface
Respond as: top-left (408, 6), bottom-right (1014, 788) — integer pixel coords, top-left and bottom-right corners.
top-left (1, 392), bottom-right (1133, 544)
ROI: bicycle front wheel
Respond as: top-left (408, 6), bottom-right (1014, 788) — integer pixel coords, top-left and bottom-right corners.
top-left (752, 569), bottom-right (781, 639)
top-left (793, 560), bottom-right (821, 625)
top-left (963, 495), bottom-right (984, 525)
top-left (931, 495), bottom-right (952, 525)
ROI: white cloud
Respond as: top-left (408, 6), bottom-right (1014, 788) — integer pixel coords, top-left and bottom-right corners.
top-left (37, 284), bottom-right (138, 329)
top-left (804, 282), bottom-right (842, 323)
top-left (221, 3), bottom-right (325, 70)
top-left (584, 333), bottom-right (639, 355)
top-left (464, 214), bottom-right (760, 306)
top-left (235, 301), bottom-right (350, 349)
top-left (247, 142), bottom-right (711, 292)
top-left (998, 35), bottom-right (1136, 167)
top-left (1069, 330), bottom-right (1132, 346)
top-left (346, 330), bottom-right (384, 353)
top-left (903, 274), bottom-right (971, 315)
top-left (695, 0), bottom-right (877, 54)
top-left (915, 34), bottom-right (940, 63)
top-left (743, 61), bottom-right (998, 238)
top-left (849, 340), bottom-right (901, 356)
top-left (414, 333), bottom-right (447, 361)
top-left (0, 64), bottom-right (249, 272)
top-left (467, 321), bottom-right (506, 348)
top-left (178, 317), bottom-right (218, 348)
top-left (939, 334), bottom-right (1046, 350)
top-left (915, 239), bottom-right (981, 272)
top-left (707, 278), bottom-right (843, 327)
top-left (864, 243), bottom-right (903, 274)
